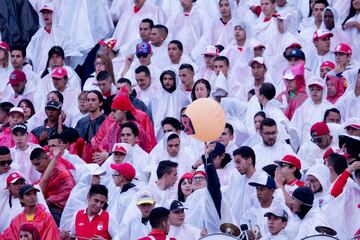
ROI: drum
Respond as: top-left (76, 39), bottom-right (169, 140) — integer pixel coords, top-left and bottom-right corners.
top-left (199, 233), bottom-right (238, 239)
top-left (301, 234), bottom-right (339, 240)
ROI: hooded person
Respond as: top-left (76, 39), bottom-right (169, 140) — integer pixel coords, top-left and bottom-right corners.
top-left (276, 61), bottom-right (308, 120)
top-left (343, 2), bottom-right (360, 61)
top-left (335, 68), bottom-right (360, 120)
top-left (305, 164), bottom-right (331, 208)
top-left (148, 132), bottom-right (195, 184)
top-left (220, 19), bottom-right (253, 72)
top-left (26, 3), bottom-right (82, 74)
top-left (325, 74), bottom-right (347, 104)
top-left (321, 6), bottom-right (351, 51)
top-left (101, 142), bottom-right (147, 187)
top-left (59, 164), bottom-right (106, 232)
top-left (149, 70), bottom-right (190, 140)
top-left (207, 0), bottom-right (237, 47)
top-left (290, 77), bottom-right (332, 147)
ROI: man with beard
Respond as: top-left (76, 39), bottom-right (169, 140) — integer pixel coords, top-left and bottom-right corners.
top-left (149, 70), bottom-right (189, 139)
top-left (253, 118), bottom-right (294, 169)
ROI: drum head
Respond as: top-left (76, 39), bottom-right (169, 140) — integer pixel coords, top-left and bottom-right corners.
top-left (199, 233), bottom-right (238, 239)
top-left (300, 234), bottom-right (339, 240)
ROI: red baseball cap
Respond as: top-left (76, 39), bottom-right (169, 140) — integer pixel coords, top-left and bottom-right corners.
top-left (110, 163), bottom-right (136, 180)
top-left (320, 61), bottom-right (335, 69)
top-left (112, 143), bottom-right (127, 154)
top-left (313, 29), bottom-right (333, 41)
top-left (99, 38), bottom-right (117, 50)
top-left (6, 172), bottom-right (25, 188)
top-left (333, 43), bottom-right (352, 55)
top-left (180, 172), bottom-right (193, 180)
top-left (0, 41), bottom-right (10, 51)
top-left (275, 155), bottom-right (301, 170)
top-left (310, 122), bottom-right (330, 137)
top-left (51, 67), bottom-right (68, 79)
top-left (9, 70), bottom-right (26, 85)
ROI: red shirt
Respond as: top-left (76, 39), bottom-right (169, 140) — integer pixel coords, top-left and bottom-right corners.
top-left (75, 209), bottom-right (111, 240)
top-left (138, 229), bottom-right (176, 240)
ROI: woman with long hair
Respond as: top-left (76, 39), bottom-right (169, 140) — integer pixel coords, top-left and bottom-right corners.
top-left (83, 54), bottom-right (116, 91)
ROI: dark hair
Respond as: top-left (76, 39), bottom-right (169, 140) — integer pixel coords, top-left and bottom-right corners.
top-left (233, 146), bottom-right (256, 166)
top-left (48, 46), bottom-right (65, 59)
top-left (121, 122), bottom-right (139, 137)
top-left (177, 176), bottom-right (192, 202)
top-left (30, 148), bottom-right (47, 161)
top-left (323, 108), bottom-right (341, 121)
top-left (260, 118), bottom-right (277, 131)
top-left (191, 79), bottom-right (211, 101)
top-left (0, 102), bottom-right (15, 115)
top-left (141, 18), bottom-right (154, 28)
top-left (327, 153), bottom-right (348, 176)
top-left (294, 169), bottom-right (302, 180)
top-left (214, 56), bottom-right (229, 66)
top-left (19, 224), bottom-right (40, 240)
top-left (259, 83), bottom-right (276, 100)
top-left (0, 146), bottom-right (10, 155)
top-left (167, 133), bottom-right (180, 142)
top-left (97, 71), bottom-right (112, 81)
top-left (220, 153), bottom-right (232, 168)
top-left (254, 111), bottom-right (266, 119)
top-left (343, 0), bottom-right (359, 25)
top-left (225, 123), bottom-right (234, 135)
top-left (10, 45), bottom-right (26, 58)
top-left (88, 184), bottom-right (108, 198)
top-left (88, 90), bottom-right (104, 105)
top-left (169, 40), bottom-right (183, 51)
top-left (48, 133), bottom-right (61, 141)
top-left (156, 160), bottom-right (178, 179)
top-left (117, 78), bottom-right (132, 86)
top-left (153, 24), bottom-right (168, 35)
top-left (135, 65), bottom-right (151, 78)
top-left (18, 99), bottom-right (36, 119)
top-left (215, 44), bottom-right (225, 53)
top-left (60, 128), bottom-right (80, 144)
top-left (179, 63), bottom-right (194, 73)
top-left (161, 117), bottom-right (182, 131)
top-left (48, 90), bottom-right (64, 103)
top-left (309, 0), bottom-right (329, 17)
top-left (149, 207), bottom-right (170, 229)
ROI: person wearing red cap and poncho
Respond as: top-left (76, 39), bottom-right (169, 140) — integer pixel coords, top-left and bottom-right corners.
top-left (320, 60), bottom-right (335, 79)
top-left (92, 93), bottom-right (156, 165)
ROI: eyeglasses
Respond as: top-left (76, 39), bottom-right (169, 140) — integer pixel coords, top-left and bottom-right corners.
top-left (136, 53), bottom-right (149, 58)
top-left (311, 136), bottom-right (323, 144)
top-left (0, 160), bottom-right (12, 166)
top-left (192, 176), bottom-right (206, 182)
top-left (112, 174), bottom-right (120, 177)
top-left (94, 61), bottom-right (105, 66)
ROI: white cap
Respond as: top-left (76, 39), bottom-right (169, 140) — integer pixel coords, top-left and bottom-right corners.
top-left (308, 77), bottom-right (324, 89)
top-left (344, 118), bottom-right (360, 130)
top-left (40, 3), bottom-right (54, 12)
top-left (9, 107), bottom-right (24, 116)
top-left (282, 69), bottom-right (295, 80)
top-left (249, 57), bottom-right (265, 67)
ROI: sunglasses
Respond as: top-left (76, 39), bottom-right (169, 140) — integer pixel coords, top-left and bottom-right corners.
top-left (0, 160), bottom-right (12, 166)
top-left (136, 53), bottom-right (149, 58)
top-left (278, 162), bottom-right (292, 168)
top-left (311, 136), bottom-right (323, 144)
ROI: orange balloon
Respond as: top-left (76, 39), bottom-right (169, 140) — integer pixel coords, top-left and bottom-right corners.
top-left (185, 98), bottom-right (226, 142)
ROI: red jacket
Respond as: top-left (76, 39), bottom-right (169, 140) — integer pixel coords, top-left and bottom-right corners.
top-left (2, 204), bottom-right (60, 240)
top-left (138, 229), bottom-right (176, 240)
